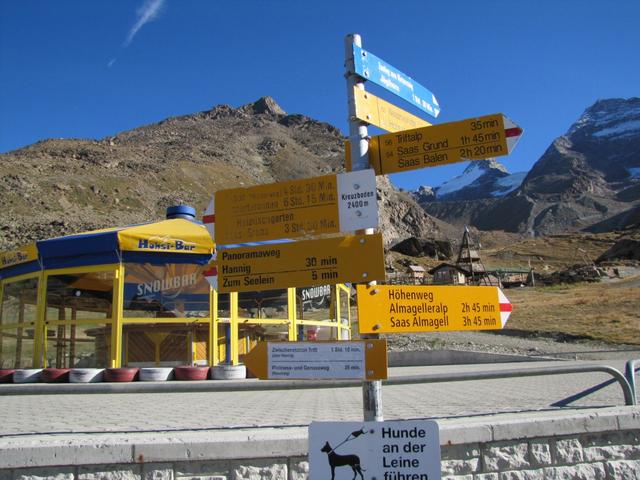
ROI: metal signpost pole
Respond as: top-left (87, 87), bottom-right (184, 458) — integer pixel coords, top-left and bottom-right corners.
top-left (345, 33), bottom-right (383, 422)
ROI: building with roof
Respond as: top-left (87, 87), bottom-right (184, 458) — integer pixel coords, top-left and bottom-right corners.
top-left (0, 207), bottom-right (351, 370)
top-left (407, 265), bottom-right (426, 284)
top-left (456, 227), bottom-right (488, 284)
top-left (427, 263), bottom-right (470, 285)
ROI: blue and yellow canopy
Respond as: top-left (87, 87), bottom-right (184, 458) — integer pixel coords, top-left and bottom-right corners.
top-left (0, 219), bottom-right (214, 279)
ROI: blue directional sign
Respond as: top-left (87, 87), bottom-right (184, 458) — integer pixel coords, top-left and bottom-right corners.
top-left (352, 45), bottom-right (441, 118)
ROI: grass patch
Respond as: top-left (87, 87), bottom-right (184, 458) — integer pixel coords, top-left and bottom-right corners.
top-left (505, 276), bottom-right (640, 345)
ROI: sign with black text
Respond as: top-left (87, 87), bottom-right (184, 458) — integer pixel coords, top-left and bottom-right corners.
top-left (366, 114), bottom-right (523, 175)
top-left (357, 285), bottom-right (512, 334)
top-left (244, 340), bottom-right (387, 380)
top-left (216, 233), bottom-right (385, 293)
top-left (214, 170), bottom-right (377, 244)
top-left (310, 420), bottom-right (441, 480)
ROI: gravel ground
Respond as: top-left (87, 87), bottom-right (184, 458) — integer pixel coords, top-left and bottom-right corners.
top-left (384, 330), bottom-right (640, 361)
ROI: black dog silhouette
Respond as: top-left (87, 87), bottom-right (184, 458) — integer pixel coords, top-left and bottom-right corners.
top-left (321, 441), bottom-right (365, 480)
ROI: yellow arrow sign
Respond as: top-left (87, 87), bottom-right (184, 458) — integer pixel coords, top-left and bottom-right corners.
top-left (244, 340), bottom-right (388, 380)
top-left (353, 87), bottom-right (431, 133)
top-left (357, 285), bottom-right (513, 334)
top-left (365, 113), bottom-right (523, 175)
top-left (214, 170), bottom-right (378, 244)
top-left (217, 233), bottom-right (385, 293)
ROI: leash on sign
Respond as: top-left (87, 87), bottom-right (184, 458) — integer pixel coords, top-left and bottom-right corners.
top-left (328, 427), bottom-right (370, 454)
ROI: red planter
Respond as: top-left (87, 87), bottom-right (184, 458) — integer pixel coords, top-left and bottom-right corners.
top-left (0, 369), bottom-right (15, 383)
top-left (104, 367), bottom-right (139, 382)
top-left (42, 368), bottom-right (71, 383)
top-left (174, 366), bottom-right (210, 381)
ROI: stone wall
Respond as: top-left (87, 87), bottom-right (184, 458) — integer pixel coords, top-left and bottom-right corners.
top-left (440, 430), bottom-right (640, 479)
top-left (2, 407), bottom-right (639, 479)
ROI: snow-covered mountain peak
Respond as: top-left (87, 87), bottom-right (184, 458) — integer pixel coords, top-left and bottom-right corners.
top-left (411, 159), bottom-right (525, 203)
top-left (567, 97), bottom-right (640, 139)
top-left (492, 172), bottom-right (527, 197)
top-left (413, 185), bottom-right (436, 203)
top-left (436, 163), bottom-right (487, 196)
top-left (436, 159), bottom-right (509, 197)
top-left (461, 158), bottom-right (508, 175)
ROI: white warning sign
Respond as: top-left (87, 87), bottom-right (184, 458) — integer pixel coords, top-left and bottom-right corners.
top-left (309, 420), bottom-right (441, 480)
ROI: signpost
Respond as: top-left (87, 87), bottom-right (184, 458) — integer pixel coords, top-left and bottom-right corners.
top-left (367, 113), bottom-right (523, 175)
top-left (352, 44), bottom-right (441, 118)
top-left (353, 87), bottom-right (431, 133)
top-left (244, 340), bottom-right (387, 380)
top-left (199, 33), bottom-right (524, 439)
top-left (216, 233), bottom-right (385, 293)
top-left (357, 285), bottom-right (513, 334)
top-left (346, 33), bottom-right (385, 422)
top-left (310, 420), bottom-right (441, 480)
top-left (214, 170), bottom-right (378, 244)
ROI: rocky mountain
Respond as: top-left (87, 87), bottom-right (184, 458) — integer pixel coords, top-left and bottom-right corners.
top-left (422, 97), bottom-right (640, 235)
top-left (413, 159), bottom-right (526, 203)
top-left (0, 97), bottom-right (451, 251)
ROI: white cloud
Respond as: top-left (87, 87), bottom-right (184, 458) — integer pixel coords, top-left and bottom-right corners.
top-left (124, 0), bottom-right (165, 47)
top-left (107, 58), bottom-right (117, 68)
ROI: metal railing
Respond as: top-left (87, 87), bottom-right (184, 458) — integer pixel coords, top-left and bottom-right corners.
top-left (625, 359), bottom-right (639, 405)
top-left (383, 363), bottom-right (636, 407)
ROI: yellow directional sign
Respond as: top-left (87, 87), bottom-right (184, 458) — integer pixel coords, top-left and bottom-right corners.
top-left (214, 170), bottom-right (378, 244)
top-left (217, 233), bottom-right (385, 293)
top-left (357, 285), bottom-right (513, 334)
top-left (345, 140), bottom-right (354, 172)
top-left (366, 113), bottom-right (523, 175)
top-left (244, 340), bottom-right (388, 380)
top-left (353, 87), bottom-right (431, 133)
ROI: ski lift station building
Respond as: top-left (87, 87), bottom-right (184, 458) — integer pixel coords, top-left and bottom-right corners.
top-left (0, 206), bottom-right (351, 370)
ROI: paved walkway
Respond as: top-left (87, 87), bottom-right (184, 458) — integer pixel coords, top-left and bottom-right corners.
top-left (0, 360), bottom-right (635, 438)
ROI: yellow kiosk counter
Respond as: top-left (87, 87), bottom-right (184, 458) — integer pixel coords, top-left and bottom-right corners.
top-left (0, 206), bottom-right (352, 370)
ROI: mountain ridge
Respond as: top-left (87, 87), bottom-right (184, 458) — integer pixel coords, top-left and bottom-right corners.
top-left (2, 96), bottom-right (638, 253)
top-left (421, 97), bottom-right (640, 235)
top-left (0, 97), bottom-right (453, 252)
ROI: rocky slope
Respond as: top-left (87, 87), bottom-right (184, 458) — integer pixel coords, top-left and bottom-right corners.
top-left (0, 97), bottom-right (451, 251)
top-left (422, 98), bottom-right (640, 235)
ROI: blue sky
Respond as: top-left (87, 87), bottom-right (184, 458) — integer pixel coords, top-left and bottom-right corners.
top-left (1, 1), bottom-right (639, 190)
